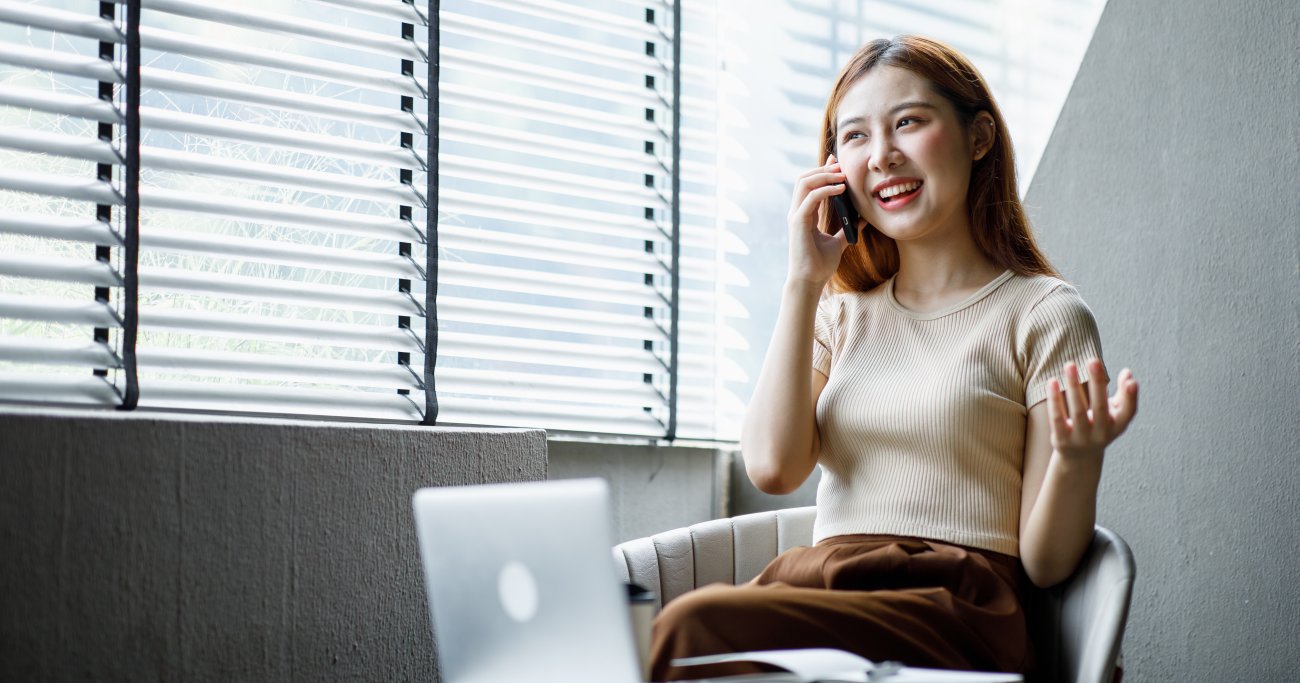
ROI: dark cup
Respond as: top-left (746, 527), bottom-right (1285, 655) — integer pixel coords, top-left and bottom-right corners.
top-left (626, 583), bottom-right (657, 680)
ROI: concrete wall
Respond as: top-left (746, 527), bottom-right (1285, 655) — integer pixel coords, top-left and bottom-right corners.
top-left (1023, 0), bottom-right (1299, 680)
top-left (546, 440), bottom-right (726, 544)
top-left (0, 408), bottom-right (547, 682)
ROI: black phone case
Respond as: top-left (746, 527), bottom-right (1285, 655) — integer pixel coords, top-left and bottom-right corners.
top-left (830, 190), bottom-right (859, 244)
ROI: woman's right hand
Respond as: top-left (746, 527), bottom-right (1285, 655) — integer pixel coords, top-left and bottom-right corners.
top-left (787, 153), bottom-right (852, 286)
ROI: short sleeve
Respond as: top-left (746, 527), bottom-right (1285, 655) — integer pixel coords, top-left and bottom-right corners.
top-left (1019, 284), bottom-right (1107, 407)
top-left (812, 295), bottom-right (836, 377)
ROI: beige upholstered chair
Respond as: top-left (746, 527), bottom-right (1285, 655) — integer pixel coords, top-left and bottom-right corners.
top-left (614, 507), bottom-right (1135, 683)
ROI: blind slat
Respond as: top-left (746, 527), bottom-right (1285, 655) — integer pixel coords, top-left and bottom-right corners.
top-left (440, 261), bottom-right (661, 308)
top-left (441, 48), bottom-right (656, 109)
top-left (440, 224), bottom-right (658, 272)
top-left (0, 213), bottom-right (118, 244)
top-left (0, 169), bottom-right (121, 205)
top-left (0, 127), bottom-right (121, 164)
top-left (439, 297), bottom-right (658, 340)
top-left (138, 25), bottom-right (427, 97)
top-left (0, 86), bottom-right (121, 124)
top-left (442, 83), bottom-right (658, 142)
top-left (139, 187), bottom-right (421, 243)
top-left (0, 1), bottom-right (121, 43)
top-left (437, 401), bottom-right (663, 436)
top-left (127, 0), bottom-right (424, 61)
top-left (141, 147), bottom-right (424, 207)
top-left (307, 0), bottom-right (427, 26)
top-left (437, 367), bottom-right (660, 405)
top-left (442, 154), bottom-right (661, 209)
top-left (442, 119), bottom-right (661, 179)
top-left (0, 294), bottom-right (119, 327)
top-left (0, 374), bottom-right (121, 406)
top-left (471, 0), bottom-right (657, 43)
top-left (440, 190), bottom-right (658, 241)
top-left (139, 346), bottom-right (419, 390)
top-left (139, 307), bottom-right (421, 352)
top-left (0, 42), bottom-right (121, 83)
top-left (0, 254), bottom-right (120, 286)
top-left (441, 11), bottom-right (658, 74)
top-left (138, 381), bottom-right (422, 421)
top-left (140, 68), bottom-right (426, 134)
top-left (440, 333), bottom-right (660, 374)
top-left (139, 107), bottom-right (422, 167)
top-left (142, 229), bottom-right (420, 279)
top-left (140, 267), bottom-right (421, 317)
top-left (0, 338), bottom-right (119, 367)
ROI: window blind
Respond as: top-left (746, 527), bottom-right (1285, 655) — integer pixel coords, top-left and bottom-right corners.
top-left (436, 0), bottom-right (737, 440)
top-left (0, 0), bottom-right (133, 407)
top-left (2, 0), bottom-right (742, 441)
top-left (119, 0), bottom-right (432, 421)
top-left (1, 0), bottom-right (433, 420)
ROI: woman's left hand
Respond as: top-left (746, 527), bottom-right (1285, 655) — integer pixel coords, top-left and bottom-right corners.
top-left (1046, 359), bottom-right (1139, 461)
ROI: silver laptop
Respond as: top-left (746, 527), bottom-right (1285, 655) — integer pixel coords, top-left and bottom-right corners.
top-left (412, 478), bottom-right (643, 683)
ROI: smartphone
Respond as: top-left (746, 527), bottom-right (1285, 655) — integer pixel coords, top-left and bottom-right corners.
top-left (829, 189), bottom-right (859, 244)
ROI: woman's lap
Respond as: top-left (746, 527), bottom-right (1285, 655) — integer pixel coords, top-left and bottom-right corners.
top-left (648, 535), bottom-right (1030, 682)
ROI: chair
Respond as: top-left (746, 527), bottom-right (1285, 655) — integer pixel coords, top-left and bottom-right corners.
top-left (613, 507), bottom-right (1135, 683)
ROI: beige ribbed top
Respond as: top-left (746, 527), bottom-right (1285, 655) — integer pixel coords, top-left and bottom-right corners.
top-left (811, 271), bottom-right (1105, 556)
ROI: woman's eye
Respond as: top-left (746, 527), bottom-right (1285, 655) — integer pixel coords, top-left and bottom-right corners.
top-left (843, 131), bottom-right (865, 143)
top-left (897, 117), bottom-right (920, 128)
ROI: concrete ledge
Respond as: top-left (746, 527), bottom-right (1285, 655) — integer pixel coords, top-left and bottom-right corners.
top-left (0, 408), bottom-right (547, 682)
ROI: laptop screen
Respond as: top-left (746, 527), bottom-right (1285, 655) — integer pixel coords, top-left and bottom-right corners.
top-left (412, 478), bottom-right (643, 683)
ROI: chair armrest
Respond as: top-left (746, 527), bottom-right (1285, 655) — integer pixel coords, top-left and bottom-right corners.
top-left (613, 506), bottom-right (817, 611)
top-left (1059, 526), bottom-right (1135, 683)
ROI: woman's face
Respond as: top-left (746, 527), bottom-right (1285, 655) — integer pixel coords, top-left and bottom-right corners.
top-left (833, 66), bottom-right (981, 245)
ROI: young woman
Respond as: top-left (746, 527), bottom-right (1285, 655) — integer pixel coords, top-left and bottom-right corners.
top-left (649, 35), bottom-right (1139, 681)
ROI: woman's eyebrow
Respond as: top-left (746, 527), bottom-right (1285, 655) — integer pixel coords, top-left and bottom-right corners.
top-left (837, 101), bottom-right (939, 129)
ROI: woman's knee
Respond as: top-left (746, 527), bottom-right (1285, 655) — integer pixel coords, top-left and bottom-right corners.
top-left (653, 583), bottom-right (746, 635)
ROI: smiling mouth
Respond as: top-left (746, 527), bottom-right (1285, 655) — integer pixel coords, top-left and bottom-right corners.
top-left (876, 180), bottom-right (923, 204)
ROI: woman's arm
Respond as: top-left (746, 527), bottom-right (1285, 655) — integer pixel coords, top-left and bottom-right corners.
top-left (741, 281), bottom-right (829, 494)
top-left (741, 155), bottom-right (851, 495)
top-left (1020, 359), bottom-right (1139, 588)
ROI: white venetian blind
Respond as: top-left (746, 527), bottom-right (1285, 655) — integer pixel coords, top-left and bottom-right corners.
top-left (435, 0), bottom-right (705, 438)
top-left (128, 0), bottom-right (431, 420)
top-left (2, 0), bottom-right (745, 441)
top-left (0, 0), bottom-right (129, 406)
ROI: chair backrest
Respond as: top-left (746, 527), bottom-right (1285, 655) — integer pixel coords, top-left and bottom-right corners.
top-left (613, 508), bottom-right (1134, 683)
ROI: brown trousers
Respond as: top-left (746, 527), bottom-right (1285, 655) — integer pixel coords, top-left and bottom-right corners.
top-left (648, 535), bottom-right (1032, 682)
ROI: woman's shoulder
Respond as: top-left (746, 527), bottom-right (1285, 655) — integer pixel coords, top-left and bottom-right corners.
top-left (999, 272), bottom-right (1088, 311)
top-left (1001, 273), bottom-right (1100, 345)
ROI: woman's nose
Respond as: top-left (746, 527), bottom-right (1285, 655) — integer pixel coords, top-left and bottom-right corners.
top-left (867, 137), bottom-right (903, 173)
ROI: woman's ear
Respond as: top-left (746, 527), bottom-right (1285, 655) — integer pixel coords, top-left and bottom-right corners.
top-left (970, 111), bottom-right (996, 161)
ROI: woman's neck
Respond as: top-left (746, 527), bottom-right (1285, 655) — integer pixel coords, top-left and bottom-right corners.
top-left (892, 230), bottom-right (1003, 311)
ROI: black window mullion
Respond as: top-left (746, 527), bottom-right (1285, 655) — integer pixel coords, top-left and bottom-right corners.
top-left (665, 0), bottom-right (682, 441)
top-left (422, 0), bottom-right (440, 426)
top-left (118, 0), bottom-right (141, 410)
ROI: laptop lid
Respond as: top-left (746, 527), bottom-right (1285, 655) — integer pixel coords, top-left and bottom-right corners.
top-left (412, 478), bottom-right (642, 683)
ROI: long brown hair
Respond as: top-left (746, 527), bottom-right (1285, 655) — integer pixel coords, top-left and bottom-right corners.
top-left (819, 35), bottom-right (1059, 292)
